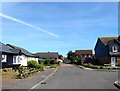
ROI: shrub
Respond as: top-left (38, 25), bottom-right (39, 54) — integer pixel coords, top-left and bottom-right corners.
top-left (96, 66), bottom-right (100, 69)
top-left (36, 64), bottom-right (44, 71)
top-left (100, 66), bottom-right (103, 69)
top-left (50, 64), bottom-right (58, 68)
top-left (27, 60), bottom-right (37, 68)
top-left (44, 59), bottom-right (50, 65)
top-left (116, 64), bottom-right (120, 67)
top-left (38, 59), bottom-right (45, 64)
top-left (17, 66), bottom-right (24, 71)
top-left (2, 68), bottom-right (8, 72)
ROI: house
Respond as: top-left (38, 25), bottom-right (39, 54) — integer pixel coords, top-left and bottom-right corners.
top-left (6, 44), bottom-right (38, 66)
top-left (94, 36), bottom-right (120, 67)
top-left (75, 50), bottom-right (93, 64)
top-left (63, 58), bottom-right (71, 64)
top-left (0, 42), bottom-right (19, 68)
top-left (35, 52), bottom-right (59, 63)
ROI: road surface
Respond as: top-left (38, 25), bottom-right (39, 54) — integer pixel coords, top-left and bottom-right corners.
top-left (34, 64), bottom-right (118, 89)
top-left (2, 64), bottom-right (118, 89)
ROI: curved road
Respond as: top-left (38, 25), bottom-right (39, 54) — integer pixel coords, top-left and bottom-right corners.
top-left (34, 64), bottom-right (118, 89)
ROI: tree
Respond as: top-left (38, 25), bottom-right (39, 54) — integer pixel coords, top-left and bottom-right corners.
top-left (70, 56), bottom-right (78, 64)
top-left (67, 50), bottom-right (73, 59)
top-left (59, 54), bottom-right (63, 59)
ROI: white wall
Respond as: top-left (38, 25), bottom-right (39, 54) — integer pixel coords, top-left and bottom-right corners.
top-left (13, 55), bottom-right (28, 66)
top-left (13, 55), bottom-right (38, 66)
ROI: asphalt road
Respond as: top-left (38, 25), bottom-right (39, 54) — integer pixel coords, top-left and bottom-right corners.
top-left (2, 68), bottom-right (56, 89)
top-left (2, 64), bottom-right (118, 90)
top-left (34, 64), bottom-right (118, 89)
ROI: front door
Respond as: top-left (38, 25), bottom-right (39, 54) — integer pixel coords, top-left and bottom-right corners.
top-left (111, 57), bottom-right (116, 67)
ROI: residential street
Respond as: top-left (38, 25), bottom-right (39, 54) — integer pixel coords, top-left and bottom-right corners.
top-left (2, 64), bottom-right (118, 89)
top-left (34, 64), bottom-right (118, 89)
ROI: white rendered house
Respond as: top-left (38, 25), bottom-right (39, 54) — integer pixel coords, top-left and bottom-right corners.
top-left (6, 44), bottom-right (38, 66)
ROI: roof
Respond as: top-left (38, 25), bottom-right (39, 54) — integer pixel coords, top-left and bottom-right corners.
top-left (6, 44), bottom-right (34, 57)
top-left (0, 42), bottom-right (19, 54)
top-left (75, 50), bottom-right (92, 55)
top-left (0, 42), bottom-right (13, 54)
top-left (99, 37), bottom-right (118, 46)
top-left (35, 52), bottom-right (59, 59)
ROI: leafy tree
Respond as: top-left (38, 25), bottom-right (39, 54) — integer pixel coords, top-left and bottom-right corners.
top-left (70, 56), bottom-right (78, 64)
top-left (59, 54), bottom-right (63, 59)
top-left (67, 50), bottom-right (73, 59)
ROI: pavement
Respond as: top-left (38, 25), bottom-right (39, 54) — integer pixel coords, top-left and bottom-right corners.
top-left (114, 80), bottom-right (120, 89)
top-left (78, 65), bottom-right (119, 72)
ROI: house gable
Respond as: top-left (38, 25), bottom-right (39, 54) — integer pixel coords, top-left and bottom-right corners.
top-left (94, 38), bottom-right (109, 57)
top-left (108, 39), bottom-right (120, 53)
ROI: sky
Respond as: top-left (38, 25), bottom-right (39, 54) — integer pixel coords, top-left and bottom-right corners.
top-left (1, 2), bottom-right (118, 56)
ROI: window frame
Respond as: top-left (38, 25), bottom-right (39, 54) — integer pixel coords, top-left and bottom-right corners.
top-left (112, 46), bottom-right (118, 52)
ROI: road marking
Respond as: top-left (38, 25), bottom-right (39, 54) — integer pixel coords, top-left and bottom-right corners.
top-left (29, 67), bottom-right (59, 90)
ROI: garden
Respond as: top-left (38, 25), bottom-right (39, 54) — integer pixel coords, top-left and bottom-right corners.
top-left (2, 58), bottom-right (60, 79)
top-left (82, 63), bottom-right (120, 70)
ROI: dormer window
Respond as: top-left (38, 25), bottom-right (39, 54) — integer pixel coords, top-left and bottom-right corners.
top-left (112, 46), bottom-right (118, 52)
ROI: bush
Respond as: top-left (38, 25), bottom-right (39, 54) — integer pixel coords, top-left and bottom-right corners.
top-left (36, 64), bottom-right (44, 71)
top-left (100, 66), bottom-right (103, 69)
top-left (38, 59), bottom-right (45, 64)
top-left (44, 59), bottom-right (50, 65)
top-left (116, 64), bottom-right (120, 67)
top-left (2, 68), bottom-right (8, 72)
top-left (50, 64), bottom-right (58, 68)
top-left (27, 60), bottom-right (37, 68)
top-left (17, 66), bottom-right (24, 70)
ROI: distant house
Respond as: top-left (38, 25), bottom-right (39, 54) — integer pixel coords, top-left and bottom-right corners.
top-left (75, 50), bottom-right (93, 64)
top-left (0, 42), bottom-right (19, 68)
top-left (6, 44), bottom-right (38, 66)
top-left (35, 52), bottom-right (59, 63)
top-left (63, 58), bottom-right (71, 64)
top-left (94, 36), bottom-right (120, 67)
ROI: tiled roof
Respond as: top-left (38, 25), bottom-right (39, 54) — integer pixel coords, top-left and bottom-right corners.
top-left (75, 50), bottom-right (92, 55)
top-left (35, 52), bottom-right (59, 59)
top-left (0, 42), bottom-right (13, 54)
top-left (6, 44), bottom-right (33, 57)
top-left (100, 37), bottom-right (118, 46)
top-left (0, 42), bottom-right (19, 54)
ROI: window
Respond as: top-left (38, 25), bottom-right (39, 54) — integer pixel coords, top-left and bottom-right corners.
top-left (112, 46), bottom-right (118, 52)
top-left (13, 56), bottom-right (16, 63)
top-left (18, 56), bottom-right (22, 63)
top-left (89, 55), bottom-right (91, 57)
top-left (2, 55), bottom-right (7, 62)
